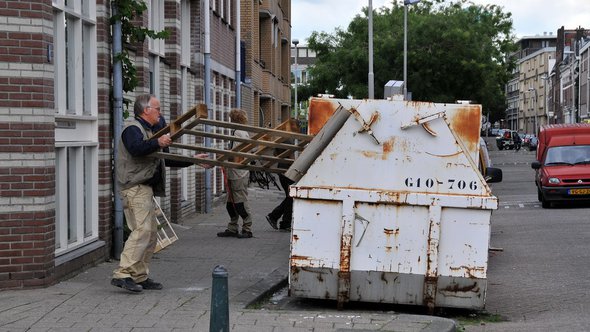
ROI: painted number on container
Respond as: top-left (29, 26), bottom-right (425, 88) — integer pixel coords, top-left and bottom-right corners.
top-left (404, 177), bottom-right (478, 191)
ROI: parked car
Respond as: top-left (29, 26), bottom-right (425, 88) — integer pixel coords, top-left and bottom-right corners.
top-left (478, 137), bottom-right (502, 183)
top-left (525, 135), bottom-right (538, 151)
top-left (531, 124), bottom-right (590, 208)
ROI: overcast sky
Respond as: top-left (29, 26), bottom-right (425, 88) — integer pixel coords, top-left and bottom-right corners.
top-left (291, 0), bottom-right (590, 45)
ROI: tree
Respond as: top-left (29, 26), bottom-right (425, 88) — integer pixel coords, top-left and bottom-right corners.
top-left (111, 0), bottom-right (169, 93)
top-left (305, 0), bottom-right (517, 122)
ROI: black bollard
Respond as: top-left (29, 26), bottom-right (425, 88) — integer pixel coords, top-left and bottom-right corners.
top-left (209, 265), bottom-right (229, 332)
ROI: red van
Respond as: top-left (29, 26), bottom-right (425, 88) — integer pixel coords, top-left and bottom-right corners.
top-left (531, 124), bottom-right (590, 208)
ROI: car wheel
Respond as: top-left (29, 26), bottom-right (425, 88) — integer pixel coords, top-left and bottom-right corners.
top-left (498, 145), bottom-right (503, 150)
top-left (541, 195), bottom-right (551, 209)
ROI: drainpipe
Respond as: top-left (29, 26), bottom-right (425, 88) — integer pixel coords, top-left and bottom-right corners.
top-left (111, 2), bottom-right (124, 259)
top-left (204, 0), bottom-right (212, 212)
top-left (235, 0), bottom-right (241, 109)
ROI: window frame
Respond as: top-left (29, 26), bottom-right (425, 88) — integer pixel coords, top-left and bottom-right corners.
top-left (52, 0), bottom-right (99, 257)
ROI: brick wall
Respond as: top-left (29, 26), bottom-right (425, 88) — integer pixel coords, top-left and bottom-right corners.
top-left (0, 0), bottom-right (57, 289)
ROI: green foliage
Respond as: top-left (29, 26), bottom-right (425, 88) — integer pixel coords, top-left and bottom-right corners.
top-left (110, 0), bottom-right (169, 92)
top-left (305, 0), bottom-right (517, 122)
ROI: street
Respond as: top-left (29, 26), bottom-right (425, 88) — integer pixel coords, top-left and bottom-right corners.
top-left (461, 139), bottom-right (590, 331)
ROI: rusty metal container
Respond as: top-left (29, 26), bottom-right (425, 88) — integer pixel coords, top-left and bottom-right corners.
top-left (287, 97), bottom-right (497, 310)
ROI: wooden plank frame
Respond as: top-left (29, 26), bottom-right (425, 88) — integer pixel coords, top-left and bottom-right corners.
top-left (152, 104), bottom-right (313, 174)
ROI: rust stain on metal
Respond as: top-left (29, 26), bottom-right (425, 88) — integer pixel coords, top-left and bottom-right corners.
top-left (291, 255), bottom-right (311, 261)
top-left (339, 236), bottom-right (352, 272)
top-left (361, 151), bottom-right (378, 158)
top-left (425, 150), bottom-right (462, 158)
top-left (443, 282), bottom-right (479, 293)
top-left (308, 98), bottom-right (338, 135)
top-left (368, 111), bottom-right (380, 125)
top-left (383, 228), bottom-right (400, 236)
top-left (421, 122), bottom-right (437, 136)
top-left (450, 265), bottom-right (485, 278)
top-left (448, 105), bottom-right (481, 152)
top-left (292, 234), bottom-right (299, 242)
top-left (330, 153), bottom-right (338, 160)
top-left (383, 139), bottom-right (394, 153)
top-left (382, 138), bottom-right (394, 160)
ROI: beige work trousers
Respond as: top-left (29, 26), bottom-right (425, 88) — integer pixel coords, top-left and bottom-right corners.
top-left (112, 184), bottom-right (157, 283)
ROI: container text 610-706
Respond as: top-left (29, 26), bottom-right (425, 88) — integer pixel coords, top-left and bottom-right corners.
top-left (404, 177), bottom-right (479, 191)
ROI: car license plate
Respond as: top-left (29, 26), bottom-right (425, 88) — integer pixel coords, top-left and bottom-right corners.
top-left (569, 189), bottom-right (590, 195)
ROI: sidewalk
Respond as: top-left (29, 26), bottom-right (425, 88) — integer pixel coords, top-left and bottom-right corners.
top-left (0, 187), bottom-right (455, 332)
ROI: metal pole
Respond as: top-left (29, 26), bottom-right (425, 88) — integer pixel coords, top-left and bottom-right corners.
top-left (368, 0), bottom-right (374, 99)
top-left (235, 0), bottom-right (241, 109)
top-left (209, 265), bottom-right (229, 332)
top-left (403, 4), bottom-right (407, 100)
top-left (111, 2), bottom-right (124, 259)
top-left (204, 0), bottom-right (212, 213)
top-left (534, 89), bottom-right (538, 135)
top-left (543, 74), bottom-right (548, 126)
top-left (293, 39), bottom-right (299, 117)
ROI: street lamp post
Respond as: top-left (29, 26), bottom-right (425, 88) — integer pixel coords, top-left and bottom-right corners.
top-left (529, 87), bottom-right (538, 135)
top-left (403, 0), bottom-right (420, 101)
top-left (292, 38), bottom-right (299, 118)
top-left (368, 0), bottom-right (374, 99)
top-left (541, 73), bottom-right (549, 126)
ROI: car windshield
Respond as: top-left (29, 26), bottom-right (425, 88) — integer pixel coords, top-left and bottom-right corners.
top-left (544, 145), bottom-right (590, 165)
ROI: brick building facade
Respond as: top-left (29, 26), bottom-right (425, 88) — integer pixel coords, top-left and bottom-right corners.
top-left (0, 0), bottom-right (292, 289)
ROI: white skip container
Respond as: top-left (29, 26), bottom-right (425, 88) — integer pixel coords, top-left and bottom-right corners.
top-left (286, 97), bottom-right (498, 310)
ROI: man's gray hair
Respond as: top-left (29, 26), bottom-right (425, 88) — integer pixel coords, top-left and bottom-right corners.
top-left (134, 94), bottom-right (155, 117)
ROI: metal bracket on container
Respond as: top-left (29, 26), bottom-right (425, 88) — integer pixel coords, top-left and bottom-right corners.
top-left (344, 104), bottom-right (380, 144)
top-left (354, 213), bottom-right (371, 247)
top-left (400, 111), bottom-right (446, 136)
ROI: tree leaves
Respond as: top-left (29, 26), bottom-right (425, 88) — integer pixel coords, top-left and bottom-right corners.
top-left (304, 0), bottom-right (517, 122)
top-left (111, 0), bottom-right (170, 93)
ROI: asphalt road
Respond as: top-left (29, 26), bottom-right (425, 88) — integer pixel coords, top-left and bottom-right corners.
top-left (461, 138), bottom-right (590, 331)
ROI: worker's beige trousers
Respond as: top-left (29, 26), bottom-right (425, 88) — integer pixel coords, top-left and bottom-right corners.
top-left (112, 184), bottom-right (157, 283)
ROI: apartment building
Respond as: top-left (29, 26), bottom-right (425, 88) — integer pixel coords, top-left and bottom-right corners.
top-left (0, 0), bottom-right (291, 289)
top-left (506, 33), bottom-right (556, 133)
top-left (241, 0), bottom-right (291, 127)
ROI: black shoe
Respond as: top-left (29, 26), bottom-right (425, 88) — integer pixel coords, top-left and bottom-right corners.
top-left (138, 278), bottom-right (163, 290)
top-left (266, 215), bottom-right (278, 230)
top-left (217, 229), bottom-right (238, 237)
top-left (111, 277), bottom-right (142, 293)
top-left (237, 231), bottom-right (253, 238)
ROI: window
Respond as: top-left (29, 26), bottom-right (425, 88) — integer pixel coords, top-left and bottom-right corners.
top-left (226, 0), bottom-right (232, 25)
top-left (52, 0), bottom-right (99, 256)
top-left (148, 0), bottom-right (165, 56)
top-left (181, 0), bottom-right (191, 66)
top-left (149, 55), bottom-right (160, 96)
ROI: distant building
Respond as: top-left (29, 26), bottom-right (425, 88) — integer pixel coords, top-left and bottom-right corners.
top-left (291, 44), bottom-right (316, 86)
top-left (506, 33), bottom-right (556, 133)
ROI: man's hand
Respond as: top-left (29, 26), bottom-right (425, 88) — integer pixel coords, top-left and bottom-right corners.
top-left (158, 134), bottom-right (172, 147)
top-left (195, 153), bottom-right (214, 169)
